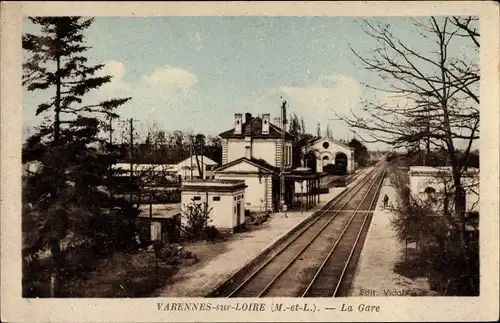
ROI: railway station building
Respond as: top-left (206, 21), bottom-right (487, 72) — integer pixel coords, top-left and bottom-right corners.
top-left (302, 137), bottom-right (355, 174)
top-left (214, 112), bottom-right (321, 212)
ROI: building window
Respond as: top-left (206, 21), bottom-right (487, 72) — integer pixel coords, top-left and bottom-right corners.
top-left (213, 196), bottom-right (220, 201)
top-left (284, 144), bottom-right (292, 167)
top-left (193, 196), bottom-right (201, 201)
top-left (323, 142), bottom-right (330, 149)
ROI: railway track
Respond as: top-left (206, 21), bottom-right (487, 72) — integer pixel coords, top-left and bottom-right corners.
top-left (208, 162), bottom-right (387, 298)
top-left (302, 166), bottom-right (385, 297)
top-left (327, 166), bottom-right (370, 188)
top-left (346, 166), bottom-right (370, 186)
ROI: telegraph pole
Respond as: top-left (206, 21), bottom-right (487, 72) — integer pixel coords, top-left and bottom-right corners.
top-left (190, 135), bottom-right (194, 180)
top-left (201, 138), bottom-right (204, 179)
top-left (280, 100), bottom-right (287, 215)
top-left (108, 116), bottom-right (114, 215)
top-left (129, 118), bottom-right (134, 203)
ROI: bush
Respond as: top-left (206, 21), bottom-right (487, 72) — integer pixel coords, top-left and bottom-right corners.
top-left (202, 225), bottom-right (221, 242)
top-left (181, 200), bottom-right (213, 241)
top-left (155, 243), bottom-right (199, 265)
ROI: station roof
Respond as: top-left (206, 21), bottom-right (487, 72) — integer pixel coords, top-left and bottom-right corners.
top-left (219, 115), bottom-right (294, 140)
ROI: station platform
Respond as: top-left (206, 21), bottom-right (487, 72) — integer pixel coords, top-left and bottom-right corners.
top-left (348, 176), bottom-right (434, 296)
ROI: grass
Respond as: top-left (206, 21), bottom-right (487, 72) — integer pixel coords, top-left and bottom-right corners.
top-left (24, 246), bottom-right (201, 298)
top-left (62, 251), bottom-right (182, 297)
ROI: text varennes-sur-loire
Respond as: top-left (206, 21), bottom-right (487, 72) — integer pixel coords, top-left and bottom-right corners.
top-left (157, 302), bottom-right (267, 311)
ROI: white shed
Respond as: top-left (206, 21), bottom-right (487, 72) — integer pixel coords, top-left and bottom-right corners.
top-left (180, 179), bottom-right (247, 233)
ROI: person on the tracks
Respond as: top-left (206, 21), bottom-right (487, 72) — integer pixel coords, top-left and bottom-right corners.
top-left (383, 194), bottom-right (389, 208)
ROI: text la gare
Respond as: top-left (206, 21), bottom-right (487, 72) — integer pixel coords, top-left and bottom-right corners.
top-left (341, 303), bottom-right (380, 312)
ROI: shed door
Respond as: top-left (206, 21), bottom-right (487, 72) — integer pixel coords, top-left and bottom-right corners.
top-left (236, 202), bottom-right (241, 227)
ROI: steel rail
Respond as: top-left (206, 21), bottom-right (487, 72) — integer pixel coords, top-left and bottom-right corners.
top-left (225, 162), bottom-right (385, 298)
top-left (300, 165), bottom-right (386, 297)
top-left (257, 165), bottom-right (387, 297)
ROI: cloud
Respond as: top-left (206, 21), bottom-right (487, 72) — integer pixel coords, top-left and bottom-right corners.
top-left (245, 73), bottom-right (365, 140)
top-left (274, 73), bottom-right (363, 117)
top-left (140, 66), bottom-right (198, 90)
top-left (91, 62), bottom-right (200, 121)
top-left (96, 60), bottom-right (130, 96)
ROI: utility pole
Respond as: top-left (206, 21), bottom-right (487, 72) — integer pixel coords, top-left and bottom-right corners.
top-left (129, 118), bottom-right (134, 203)
top-left (108, 116), bottom-right (114, 215)
top-left (201, 140), bottom-right (204, 179)
top-left (280, 100), bottom-right (287, 215)
top-left (190, 136), bottom-right (194, 180)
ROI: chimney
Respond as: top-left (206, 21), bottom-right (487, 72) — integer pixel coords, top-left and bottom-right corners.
top-left (273, 117), bottom-right (281, 128)
top-left (234, 113), bottom-right (242, 134)
top-left (262, 113), bottom-right (270, 134)
top-left (245, 112), bottom-right (252, 124)
top-left (245, 145), bottom-right (252, 159)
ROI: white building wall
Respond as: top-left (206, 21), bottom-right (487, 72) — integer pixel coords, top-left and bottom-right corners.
top-left (409, 172), bottom-right (479, 213)
top-left (214, 173), bottom-right (270, 211)
top-left (227, 140), bottom-right (247, 163)
top-left (251, 139), bottom-right (277, 166)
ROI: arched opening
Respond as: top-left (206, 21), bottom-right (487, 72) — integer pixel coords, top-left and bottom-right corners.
top-left (305, 152), bottom-right (317, 173)
top-left (335, 152), bottom-right (348, 175)
top-left (335, 152), bottom-right (348, 166)
top-left (322, 155), bottom-right (330, 166)
top-left (424, 187), bottom-right (436, 202)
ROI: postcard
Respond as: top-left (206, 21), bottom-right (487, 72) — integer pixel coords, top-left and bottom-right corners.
top-left (1, 1), bottom-right (499, 322)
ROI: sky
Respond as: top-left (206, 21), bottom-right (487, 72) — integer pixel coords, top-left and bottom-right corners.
top-left (22, 16), bottom-right (478, 150)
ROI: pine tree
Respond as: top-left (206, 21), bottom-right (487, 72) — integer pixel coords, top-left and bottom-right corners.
top-left (22, 17), bottom-right (133, 297)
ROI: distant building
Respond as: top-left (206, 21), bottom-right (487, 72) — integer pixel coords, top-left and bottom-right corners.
top-left (303, 137), bottom-right (355, 174)
top-left (408, 166), bottom-right (479, 214)
top-left (180, 179), bottom-right (247, 233)
top-left (112, 156), bottom-right (218, 182)
top-left (112, 163), bottom-right (178, 185)
top-left (173, 155), bottom-right (218, 180)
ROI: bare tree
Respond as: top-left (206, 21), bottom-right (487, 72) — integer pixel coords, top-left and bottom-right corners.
top-left (339, 16), bottom-right (479, 292)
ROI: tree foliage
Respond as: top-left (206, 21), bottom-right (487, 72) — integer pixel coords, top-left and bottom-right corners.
top-left (347, 138), bottom-right (370, 167)
top-left (22, 17), bottom-right (134, 296)
top-left (288, 113), bottom-right (315, 168)
top-left (339, 16), bottom-right (479, 293)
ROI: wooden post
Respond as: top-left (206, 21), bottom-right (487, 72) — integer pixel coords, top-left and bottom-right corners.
top-left (129, 118), bottom-right (134, 203)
